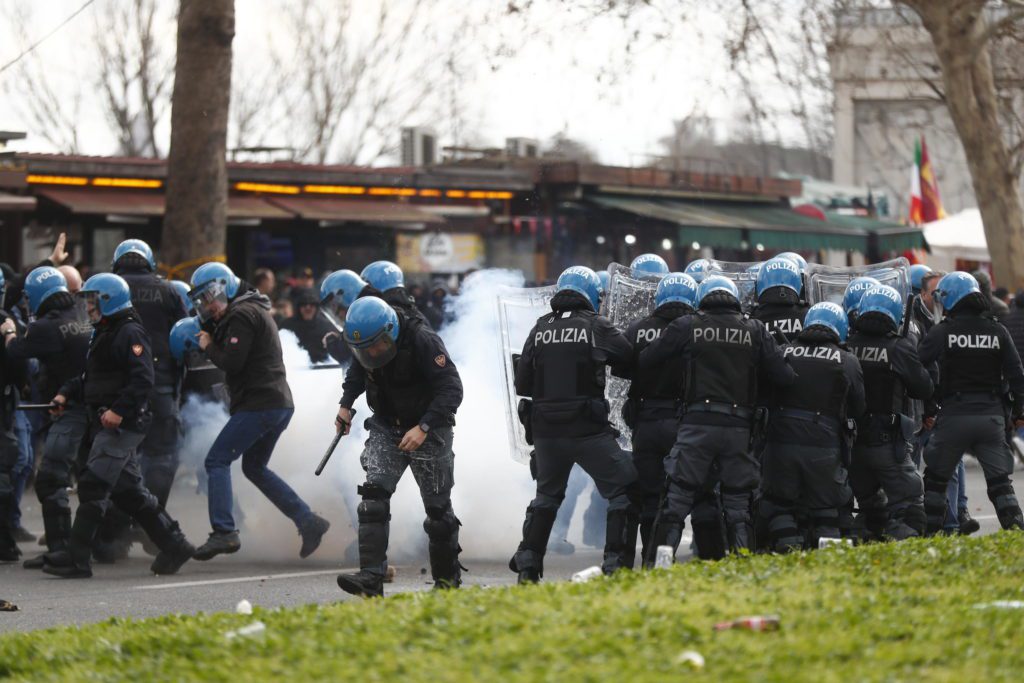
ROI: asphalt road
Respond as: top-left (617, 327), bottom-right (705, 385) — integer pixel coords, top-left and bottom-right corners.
top-left (0, 457), bottom-right (1002, 634)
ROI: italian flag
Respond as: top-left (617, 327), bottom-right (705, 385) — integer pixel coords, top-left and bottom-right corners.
top-left (909, 136), bottom-right (946, 225)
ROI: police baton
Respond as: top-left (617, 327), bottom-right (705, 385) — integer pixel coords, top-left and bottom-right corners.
top-left (17, 403), bottom-right (59, 411)
top-left (315, 409), bottom-right (356, 476)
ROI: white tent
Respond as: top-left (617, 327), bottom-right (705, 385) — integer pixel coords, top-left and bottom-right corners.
top-left (923, 208), bottom-right (990, 271)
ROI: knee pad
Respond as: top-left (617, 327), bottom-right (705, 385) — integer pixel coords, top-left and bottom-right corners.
top-left (922, 470), bottom-right (949, 495)
top-left (423, 504), bottom-right (460, 540)
top-left (111, 487), bottom-right (159, 516)
top-left (520, 506), bottom-right (557, 551)
top-left (35, 471), bottom-right (70, 503)
top-left (357, 499), bottom-right (391, 525)
top-left (76, 480), bottom-right (110, 506)
top-left (986, 474), bottom-right (1014, 500)
top-left (895, 504), bottom-right (926, 536)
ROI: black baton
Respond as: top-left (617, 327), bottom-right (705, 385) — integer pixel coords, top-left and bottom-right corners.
top-left (316, 410), bottom-right (356, 476)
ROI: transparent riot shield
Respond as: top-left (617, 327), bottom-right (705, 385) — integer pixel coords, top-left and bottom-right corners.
top-left (707, 260), bottom-right (764, 313)
top-left (805, 257), bottom-right (912, 332)
top-left (497, 284), bottom-right (556, 464)
top-left (604, 262), bottom-right (661, 446)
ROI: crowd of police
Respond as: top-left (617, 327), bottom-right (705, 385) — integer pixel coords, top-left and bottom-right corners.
top-left (509, 252), bottom-right (1024, 584)
top-left (2, 235), bottom-right (1022, 598)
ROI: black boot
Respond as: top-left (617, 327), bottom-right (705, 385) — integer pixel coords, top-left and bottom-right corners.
top-left (43, 505), bottom-right (103, 579)
top-left (336, 570), bottom-right (384, 597)
top-left (727, 522), bottom-right (753, 553)
top-left (193, 530), bottom-right (241, 560)
top-left (923, 472), bottom-right (949, 536)
top-left (517, 568), bottom-right (540, 585)
top-left (298, 514), bottom-right (331, 559)
top-left (602, 508), bottom-right (632, 575)
top-left (509, 505), bottom-right (556, 581)
top-left (24, 508), bottom-right (72, 569)
top-left (0, 498), bottom-right (20, 562)
top-left (987, 476), bottom-right (1024, 531)
top-left (645, 513), bottom-right (684, 569)
top-left (135, 506), bottom-right (195, 575)
top-left (424, 507), bottom-right (463, 589)
top-left (958, 509), bottom-right (981, 535)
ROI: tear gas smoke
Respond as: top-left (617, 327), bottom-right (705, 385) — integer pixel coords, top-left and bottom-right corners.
top-left (174, 270), bottom-right (556, 563)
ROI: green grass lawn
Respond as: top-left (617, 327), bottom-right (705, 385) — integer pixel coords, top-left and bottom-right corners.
top-left (3, 533), bottom-right (1024, 682)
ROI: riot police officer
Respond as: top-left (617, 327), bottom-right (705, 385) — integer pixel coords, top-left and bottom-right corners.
top-left (846, 285), bottom-right (932, 540)
top-left (511, 267), bottom-right (637, 582)
top-left (319, 269), bottom-right (368, 364)
top-left (41, 274), bottom-right (195, 578)
top-left (3, 266), bottom-right (91, 568)
top-left (630, 253), bottom-right (669, 278)
top-left (360, 261), bottom-right (432, 328)
top-left (334, 296), bottom-right (464, 596)
top-left (684, 258), bottom-right (712, 283)
top-left (753, 256), bottom-right (808, 342)
top-left (759, 302), bottom-right (864, 551)
top-left (640, 276), bottom-right (795, 553)
top-left (188, 263), bottom-right (330, 561)
top-left (613, 273), bottom-right (702, 565)
top-left (919, 272), bottom-right (1024, 533)
top-left (843, 276), bottom-right (881, 331)
top-left (112, 240), bottom-right (188, 510)
top-left (0, 270), bottom-right (27, 561)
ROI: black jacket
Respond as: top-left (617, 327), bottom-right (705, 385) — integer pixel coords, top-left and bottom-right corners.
top-left (60, 309), bottom-right (153, 427)
top-left (6, 293), bottom-right (91, 402)
top-left (280, 310), bottom-right (337, 364)
top-left (340, 311), bottom-right (462, 430)
top-left (1002, 304), bottom-right (1024, 364)
top-left (614, 302), bottom-right (691, 414)
top-left (205, 288), bottom-right (293, 414)
top-left (114, 266), bottom-right (188, 386)
top-left (0, 307), bottom-right (28, 430)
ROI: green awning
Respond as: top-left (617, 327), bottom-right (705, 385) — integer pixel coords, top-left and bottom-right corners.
top-left (586, 194), bottom-right (927, 254)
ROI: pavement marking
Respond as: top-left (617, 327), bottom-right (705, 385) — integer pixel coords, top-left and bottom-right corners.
top-left (973, 515), bottom-right (997, 521)
top-left (134, 568), bottom-right (355, 591)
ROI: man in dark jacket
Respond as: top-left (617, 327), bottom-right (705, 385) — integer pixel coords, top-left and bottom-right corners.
top-left (187, 263), bottom-right (329, 561)
top-left (0, 269), bottom-right (27, 561)
top-left (40, 274), bottom-right (194, 578)
top-left (279, 288), bottom-right (337, 364)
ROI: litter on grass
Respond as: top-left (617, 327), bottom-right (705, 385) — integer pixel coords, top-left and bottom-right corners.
top-left (226, 621), bottom-right (266, 640)
top-left (675, 650), bottom-right (705, 669)
top-left (236, 599), bottom-right (253, 615)
top-left (972, 601), bottom-right (1024, 610)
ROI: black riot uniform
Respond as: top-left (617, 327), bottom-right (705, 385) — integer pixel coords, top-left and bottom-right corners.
top-left (5, 292), bottom-right (91, 564)
top-left (614, 301), bottom-right (711, 565)
top-left (760, 327), bottom-right (865, 551)
top-left (0, 307), bottom-right (28, 561)
top-left (753, 292), bottom-right (809, 343)
top-left (919, 299), bottom-right (1024, 533)
top-left (380, 286), bottom-right (433, 329)
top-left (640, 293), bottom-right (795, 553)
top-left (846, 316), bottom-right (933, 539)
top-left (43, 308), bottom-right (193, 578)
top-left (511, 290), bottom-right (638, 579)
top-left (338, 310), bottom-right (464, 590)
top-left (113, 262), bottom-right (188, 508)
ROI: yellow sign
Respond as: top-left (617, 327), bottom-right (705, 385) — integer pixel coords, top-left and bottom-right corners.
top-left (396, 233), bottom-right (484, 273)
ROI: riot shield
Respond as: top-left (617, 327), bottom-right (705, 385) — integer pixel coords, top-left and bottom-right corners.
top-left (707, 259), bottom-right (764, 313)
top-left (805, 257), bottom-right (912, 331)
top-left (604, 262), bottom-right (661, 446)
top-left (497, 284), bottom-right (556, 465)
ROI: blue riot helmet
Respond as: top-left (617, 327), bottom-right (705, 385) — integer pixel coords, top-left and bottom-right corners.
top-left (655, 272), bottom-right (698, 310)
top-left (360, 260), bottom-right (404, 293)
top-left (344, 296), bottom-right (400, 370)
top-left (169, 316), bottom-right (202, 363)
top-left (189, 262), bottom-right (240, 323)
top-left (756, 256), bottom-right (803, 298)
top-left (556, 266), bottom-right (601, 311)
top-left (169, 280), bottom-right (194, 314)
top-left (746, 262), bottom-right (764, 276)
top-left (112, 238), bottom-right (156, 271)
top-left (320, 269), bottom-right (367, 326)
top-left (0, 268), bottom-right (4, 307)
top-left (596, 270), bottom-right (610, 296)
top-left (935, 271), bottom-right (981, 311)
top-left (776, 252), bottom-right (808, 273)
top-left (684, 258), bottom-right (711, 283)
top-left (630, 253), bottom-right (669, 277)
top-left (79, 273), bottom-right (132, 323)
top-left (842, 276), bottom-right (881, 316)
top-left (909, 264), bottom-right (933, 295)
top-left (24, 266), bottom-right (69, 315)
top-left (858, 285), bottom-right (904, 329)
top-left (804, 302), bottom-right (849, 342)
top-left (696, 274), bottom-right (740, 307)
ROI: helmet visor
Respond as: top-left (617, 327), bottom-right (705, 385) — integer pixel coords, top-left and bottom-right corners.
top-left (320, 296), bottom-right (348, 330)
top-left (349, 332), bottom-right (398, 370)
top-left (190, 281), bottom-right (229, 323)
top-left (78, 291), bottom-right (102, 323)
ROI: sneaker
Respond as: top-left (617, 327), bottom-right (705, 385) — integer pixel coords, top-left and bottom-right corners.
top-left (151, 541), bottom-right (196, 576)
top-left (517, 568), bottom-right (540, 585)
top-left (192, 530), bottom-right (241, 561)
top-left (336, 570), bottom-right (384, 598)
top-left (298, 514), bottom-right (330, 559)
top-left (13, 526), bottom-right (36, 543)
top-left (958, 510), bottom-right (981, 535)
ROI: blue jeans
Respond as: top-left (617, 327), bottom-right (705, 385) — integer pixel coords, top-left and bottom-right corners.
top-left (944, 459), bottom-right (968, 531)
top-left (204, 408), bottom-right (312, 533)
top-left (11, 411), bottom-right (34, 527)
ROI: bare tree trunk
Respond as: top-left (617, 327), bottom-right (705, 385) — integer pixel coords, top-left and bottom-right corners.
top-left (900, 0), bottom-right (1024, 288)
top-left (162, 0), bottom-right (234, 274)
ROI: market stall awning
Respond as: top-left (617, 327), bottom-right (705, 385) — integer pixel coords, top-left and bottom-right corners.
top-left (587, 194), bottom-right (926, 253)
top-left (37, 189), bottom-right (293, 219)
top-left (0, 192), bottom-right (36, 211)
top-left (268, 197), bottom-right (444, 225)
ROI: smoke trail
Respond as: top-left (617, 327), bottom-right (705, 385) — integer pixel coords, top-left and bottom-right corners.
top-left (174, 272), bottom-right (541, 563)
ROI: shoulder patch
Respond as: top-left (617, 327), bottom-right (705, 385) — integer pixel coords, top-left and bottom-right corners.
top-left (434, 354), bottom-right (447, 367)
top-left (131, 344), bottom-right (144, 357)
